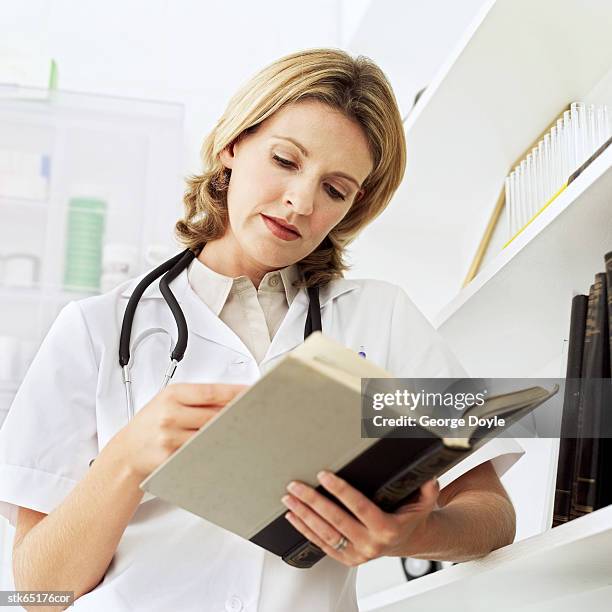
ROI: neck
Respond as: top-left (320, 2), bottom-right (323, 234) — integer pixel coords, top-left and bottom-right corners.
top-left (197, 237), bottom-right (280, 289)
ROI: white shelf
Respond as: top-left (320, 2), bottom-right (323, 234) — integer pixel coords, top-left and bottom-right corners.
top-left (358, 505), bottom-right (612, 612)
top-left (434, 144), bottom-right (612, 378)
top-left (0, 196), bottom-right (49, 209)
top-left (346, 0), bottom-right (612, 323)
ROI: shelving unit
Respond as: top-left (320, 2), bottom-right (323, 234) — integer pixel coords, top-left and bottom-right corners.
top-left (359, 506), bottom-right (612, 612)
top-left (0, 85), bottom-right (184, 395)
top-left (348, 0), bottom-right (612, 605)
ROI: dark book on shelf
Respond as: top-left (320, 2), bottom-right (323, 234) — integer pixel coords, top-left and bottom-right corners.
top-left (553, 293), bottom-right (588, 526)
top-left (597, 253), bottom-right (612, 510)
top-left (571, 273), bottom-right (611, 518)
top-left (605, 252), bottom-right (612, 376)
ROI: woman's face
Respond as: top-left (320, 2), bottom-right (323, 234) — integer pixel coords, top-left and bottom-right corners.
top-left (218, 99), bottom-right (374, 269)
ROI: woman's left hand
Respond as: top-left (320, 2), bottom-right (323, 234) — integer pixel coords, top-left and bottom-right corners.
top-left (282, 471), bottom-right (440, 566)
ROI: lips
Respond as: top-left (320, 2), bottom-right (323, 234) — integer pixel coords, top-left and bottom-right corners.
top-left (261, 214), bottom-right (302, 241)
top-left (261, 214), bottom-right (301, 237)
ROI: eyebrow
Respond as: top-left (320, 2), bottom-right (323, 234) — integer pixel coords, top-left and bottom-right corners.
top-left (271, 135), bottom-right (363, 189)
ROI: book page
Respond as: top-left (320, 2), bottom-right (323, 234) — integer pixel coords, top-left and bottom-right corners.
top-left (141, 344), bottom-right (381, 539)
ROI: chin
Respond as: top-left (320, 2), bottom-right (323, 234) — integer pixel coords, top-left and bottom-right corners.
top-left (241, 241), bottom-right (293, 269)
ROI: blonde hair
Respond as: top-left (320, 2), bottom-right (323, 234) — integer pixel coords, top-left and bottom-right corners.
top-left (175, 47), bottom-right (406, 288)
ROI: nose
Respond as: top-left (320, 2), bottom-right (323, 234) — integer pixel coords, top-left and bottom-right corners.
top-left (284, 178), bottom-right (315, 216)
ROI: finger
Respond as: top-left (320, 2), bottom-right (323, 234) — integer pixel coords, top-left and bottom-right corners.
top-left (315, 471), bottom-right (390, 532)
top-left (284, 482), bottom-right (368, 547)
top-left (395, 478), bottom-right (440, 515)
top-left (172, 428), bottom-right (203, 449)
top-left (171, 405), bottom-right (224, 430)
top-left (282, 492), bottom-right (351, 550)
top-left (284, 511), bottom-right (363, 567)
top-left (415, 478), bottom-right (439, 507)
top-left (424, 477), bottom-right (440, 495)
top-left (167, 383), bottom-right (250, 406)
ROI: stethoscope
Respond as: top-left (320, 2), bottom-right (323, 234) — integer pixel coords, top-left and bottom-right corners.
top-left (119, 245), bottom-right (322, 422)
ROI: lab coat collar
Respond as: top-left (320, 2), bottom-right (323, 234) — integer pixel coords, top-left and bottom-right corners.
top-left (119, 267), bottom-right (360, 363)
top-left (186, 258), bottom-right (302, 315)
top-left (119, 267), bottom-right (359, 309)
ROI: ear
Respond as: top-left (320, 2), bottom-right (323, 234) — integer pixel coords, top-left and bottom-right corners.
top-left (354, 188), bottom-right (366, 204)
top-left (219, 142), bottom-right (237, 169)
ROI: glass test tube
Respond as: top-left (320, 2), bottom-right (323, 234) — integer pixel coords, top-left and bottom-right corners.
top-left (518, 160), bottom-right (528, 231)
top-left (596, 105), bottom-right (608, 149)
top-left (505, 175), bottom-right (512, 238)
top-left (529, 149), bottom-right (537, 216)
top-left (527, 150), bottom-right (536, 222)
top-left (509, 170), bottom-right (517, 236)
top-left (603, 105), bottom-right (610, 141)
top-left (514, 165), bottom-right (522, 234)
top-left (587, 104), bottom-right (597, 159)
top-left (532, 146), bottom-right (540, 216)
top-left (557, 118), bottom-right (567, 183)
top-left (543, 133), bottom-right (552, 202)
top-left (537, 140), bottom-right (546, 207)
top-left (563, 110), bottom-right (574, 177)
top-left (577, 103), bottom-right (589, 168)
top-left (570, 103), bottom-right (583, 169)
top-left (549, 125), bottom-right (559, 193)
top-left (535, 143), bottom-right (543, 212)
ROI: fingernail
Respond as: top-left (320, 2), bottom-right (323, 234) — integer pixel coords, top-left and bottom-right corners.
top-left (287, 481), bottom-right (302, 495)
top-left (317, 470), bottom-right (333, 484)
top-left (281, 495), bottom-right (295, 508)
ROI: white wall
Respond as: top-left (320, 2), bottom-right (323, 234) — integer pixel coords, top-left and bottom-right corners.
top-left (342, 0), bottom-right (492, 318)
top-left (343, 0), bottom-right (490, 119)
top-left (1, 0), bottom-right (342, 184)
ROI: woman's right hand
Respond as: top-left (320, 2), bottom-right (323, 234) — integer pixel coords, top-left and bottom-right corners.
top-left (110, 383), bottom-right (249, 481)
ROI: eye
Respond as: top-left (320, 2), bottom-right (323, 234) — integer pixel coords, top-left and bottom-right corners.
top-left (273, 154), bottom-right (295, 168)
top-left (326, 184), bottom-right (346, 201)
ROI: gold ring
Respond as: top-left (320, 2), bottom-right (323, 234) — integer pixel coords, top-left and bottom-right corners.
top-left (333, 535), bottom-right (349, 552)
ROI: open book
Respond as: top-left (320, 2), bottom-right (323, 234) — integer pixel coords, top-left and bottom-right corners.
top-left (140, 332), bottom-right (558, 568)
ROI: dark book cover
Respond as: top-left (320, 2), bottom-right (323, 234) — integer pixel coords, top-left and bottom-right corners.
top-left (596, 253), bottom-right (612, 510)
top-left (571, 274), bottom-right (609, 517)
top-left (605, 252), bottom-right (612, 376)
top-left (553, 294), bottom-right (588, 526)
top-left (570, 283), bottom-right (595, 520)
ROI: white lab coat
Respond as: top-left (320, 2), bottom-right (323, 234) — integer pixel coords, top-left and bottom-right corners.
top-left (0, 267), bottom-right (525, 611)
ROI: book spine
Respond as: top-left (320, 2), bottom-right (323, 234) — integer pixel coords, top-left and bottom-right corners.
top-left (605, 252), bottom-right (612, 377)
top-left (553, 294), bottom-right (588, 526)
top-left (281, 442), bottom-right (467, 568)
top-left (597, 252), bottom-right (612, 510)
top-left (372, 444), bottom-right (467, 511)
top-left (571, 274), bottom-right (608, 517)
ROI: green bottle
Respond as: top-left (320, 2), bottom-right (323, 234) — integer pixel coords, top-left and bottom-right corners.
top-left (63, 196), bottom-right (107, 292)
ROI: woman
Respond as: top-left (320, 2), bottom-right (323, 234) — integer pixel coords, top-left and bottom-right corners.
top-left (0, 48), bottom-right (523, 610)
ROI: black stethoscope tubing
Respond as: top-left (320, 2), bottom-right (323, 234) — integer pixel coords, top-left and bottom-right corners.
top-left (119, 245), bottom-right (322, 419)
